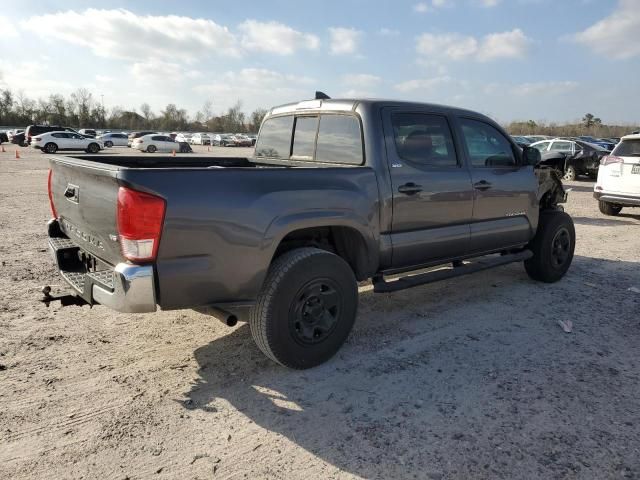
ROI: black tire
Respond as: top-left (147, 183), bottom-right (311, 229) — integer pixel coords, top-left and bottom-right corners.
top-left (562, 165), bottom-right (577, 181)
top-left (147, 145), bottom-right (157, 153)
top-left (525, 211), bottom-right (575, 283)
top-left (598, 200), bottom-right (622, 216)
top-left (86, 143), bottom-right (100, 153)
top-left (104, 141), bottom-right (113, 148)
top-left (44, 142), bottom-right (57, 154)
top-left (249, 247), bottom-right (358, 369)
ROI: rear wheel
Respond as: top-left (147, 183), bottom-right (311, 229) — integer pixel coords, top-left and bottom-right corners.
top-left (562, 165), bottom-right (577, 181)
top-left (249, 248), bottom-right (358, 369)
top-left (525, 210), bottom-right (575, 283)
top-left (86, 143), bottom-right (100, 153)
top-left (104, 140), bottom-right (113, 148)
top-left (44, 143), bottom-right (58, 154)
top-left (147, 145), bottom-right (157, 153)
top-left (598, 200), bottom-right (622, 216)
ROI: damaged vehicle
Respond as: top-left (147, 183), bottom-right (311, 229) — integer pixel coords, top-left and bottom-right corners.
top-left (43, 95), bottom-right (574, 369)
top-left (531, 138), bottom-right (607, 181)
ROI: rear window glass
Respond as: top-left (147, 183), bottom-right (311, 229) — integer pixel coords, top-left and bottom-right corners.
top-left (255, 115), bottom-right (294, 158)
top-left (612, 140), bottom-right (640, 157)
top-left (292, 116), bottom-right (318, 158)
top-left (315, 115), bottom-right (363, 165)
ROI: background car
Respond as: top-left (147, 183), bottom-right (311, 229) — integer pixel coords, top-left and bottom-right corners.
top-left (531, 138), bottom-right (608, 180)
top-left (0, 131), bottom-right (8, 144)
top-left (175, 133), bottom-right (192, 143)
top-left (511, 135), bottom-right (532, 147)
top-left (524, 135), bottom-right (552, 143)
top-left (233, 134), bottom-right (253, 147)
top-left (594, 134), bottom-right (640, 216)
top-left (577, 136), bottom-right (615, 151)
top-left (128, 131), bottom-right (158, 147)
top-left (132, 134), bottom-right (189, 153)
top-left (97, 132), bottom-right (128, 147)
top-left (78, 128), bottom-right (97, 138)
top-left (31, 131), bottom-right (103, 153)
top-left (25, 125), bottom-right (78, 145)
top-left (190, 133), bottom-right (211, 145)
top-left (9, 130), bottom-right (26, 146)
top-left (218, 134), bottom-right (237, 147)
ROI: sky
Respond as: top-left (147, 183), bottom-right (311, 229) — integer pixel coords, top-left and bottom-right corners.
top-left (0, 0), bottom-right (639, 124)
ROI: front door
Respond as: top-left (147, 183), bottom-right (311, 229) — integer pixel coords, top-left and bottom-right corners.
top-left (456, 117), bottom-right (538, 253)
top-left (384, 109), bottom-right (474, 269)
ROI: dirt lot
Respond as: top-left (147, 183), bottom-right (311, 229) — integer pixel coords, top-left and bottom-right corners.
top-left (0, 144), bottom-right (639, 480)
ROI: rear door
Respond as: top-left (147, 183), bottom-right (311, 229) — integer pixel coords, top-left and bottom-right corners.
top-left (384, 109), bottom-right (473, 268)
top-left (456, 117), bottom-right (537, 253)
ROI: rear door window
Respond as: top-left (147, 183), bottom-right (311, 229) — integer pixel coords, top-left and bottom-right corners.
top-left (315, 115), bottom-right (363, 165)
top-left (613, 140), bottom-right (640, 157)
top-left (255, 115), bottom-right (294, 159)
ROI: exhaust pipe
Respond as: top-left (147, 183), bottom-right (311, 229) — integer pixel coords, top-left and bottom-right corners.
top-left (194, 306), bottom-right (238, 327)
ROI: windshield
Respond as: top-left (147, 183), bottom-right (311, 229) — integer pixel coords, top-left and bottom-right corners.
top-left (612, 139), bottom-right (640, 157)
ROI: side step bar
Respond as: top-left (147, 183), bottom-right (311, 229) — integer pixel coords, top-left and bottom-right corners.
top-left (373, 250), bottom-right (533, 293)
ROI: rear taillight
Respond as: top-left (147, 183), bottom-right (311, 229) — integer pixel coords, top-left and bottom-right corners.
top-left (47, 169), bottom-right (58, 218)
top-left (601, 155), bottom-right (623, 166)
top-left (117, 187), bottom-right (165, 262)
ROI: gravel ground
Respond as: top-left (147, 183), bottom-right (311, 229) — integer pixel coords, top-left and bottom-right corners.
top-left (0, 144), bottom-right (639, 480)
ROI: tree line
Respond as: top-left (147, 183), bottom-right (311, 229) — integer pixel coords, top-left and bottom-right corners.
top-left (0, 88), bottom-right (268, 133)
top-left (506, 114), bottom-right (638, 138)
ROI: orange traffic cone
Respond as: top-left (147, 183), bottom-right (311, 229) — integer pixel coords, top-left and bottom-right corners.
top-left (171, 149), bottom-right (176, 157)
top-left (15, 149), bottom-right (20, 159)
top-left (1, 145), bottom-right (5, 153)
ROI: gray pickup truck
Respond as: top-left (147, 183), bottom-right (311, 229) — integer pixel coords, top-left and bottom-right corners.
top-left (45, 97), bottom-right (574, 369)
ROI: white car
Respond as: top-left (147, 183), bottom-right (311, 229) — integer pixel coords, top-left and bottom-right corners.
top-left (132, 134), bottom-right (180, 153)
top-left (97, 132), bottom-right (129, 147)
top-left (190, 133), bottom-right (211, 145)
top-left (594, 134), bottom-right (640, 215)
top-left (175, 133), bottom-right (192, 143)
top-left (31, 131), bottom-right (104, 154)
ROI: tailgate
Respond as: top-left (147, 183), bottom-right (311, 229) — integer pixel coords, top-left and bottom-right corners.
top-left (619, 156), bottom-right (640, 194)
top-left (50, 158), bottom-right (123, 266)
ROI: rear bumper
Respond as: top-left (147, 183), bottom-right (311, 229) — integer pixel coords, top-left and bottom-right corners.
top-left (593, 192), bottom-right (640, 206)
top-left (47, 219), bottom-right (157, 313)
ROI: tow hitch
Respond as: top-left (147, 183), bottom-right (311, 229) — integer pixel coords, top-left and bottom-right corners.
top-left (40, 285), bottom-right (90, 308)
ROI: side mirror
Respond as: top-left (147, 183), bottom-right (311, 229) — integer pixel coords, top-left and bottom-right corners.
top-left (522, 146), bottom-right (541, 166)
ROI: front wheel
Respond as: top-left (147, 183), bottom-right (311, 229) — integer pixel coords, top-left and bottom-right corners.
top-left (86, 143), bottom-right (100, 153)
top-left (147, 145), bottom-right (157, 153)
top-left (249, 248), bottom-right (358, 369)
top-left (525, 211), bottom-right (575, 283)
top-left (599, 200), bottom-right (622, 216)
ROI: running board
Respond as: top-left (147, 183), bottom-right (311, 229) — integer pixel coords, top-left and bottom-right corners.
top-left (373, 250), bottom-right (533, 293)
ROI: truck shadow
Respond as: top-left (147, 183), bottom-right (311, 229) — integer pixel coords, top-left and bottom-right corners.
top-left (572, 216), bottom-right (639, 226)
top-left (181, 255), bottom-right (639, 478)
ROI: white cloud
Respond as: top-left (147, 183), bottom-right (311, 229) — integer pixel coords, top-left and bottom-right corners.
top-left (413, 0), bottom-right (453, 13)
top-left (416, 29), bottom-right (530, 62)
top-left (394, 76), bottom-right (454, 92)
top-left (414, 2), bottom-right (430, 12)
top-left (478, 0), bottom-right (500, 6)
top-left (477, 29), bottom-right (531, 61)
top-left (131, 61), bottom-right (202, 85)
top-left (572, 0), bottom-right (640, 59)
top-left (0, 15), bottom-right (19, 37)
top-left (378, 28), bottom-right (400, 36)
top-left (238, 20), bottom-right (320, 55)
top-left (328, 27), bottom-right (362, 55)
top-left (0, 63), bottom-right (74, 98)
top-left (20, 9), bottom-right (240, 61)
top-left (510, 81), bottom-right (579, 96)
top-left (193, 68), bottom-right (314, 111)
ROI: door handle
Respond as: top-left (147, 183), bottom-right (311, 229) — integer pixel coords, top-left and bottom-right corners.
top-left (398, 183), bottom-right (422, 195)
top-left (473, 180), bottom-right (492, 191)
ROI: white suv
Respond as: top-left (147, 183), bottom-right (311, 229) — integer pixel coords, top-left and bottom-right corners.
top-left (594, 134), bottom-right (640, 215)
top-left (31, 131), bottom-right (104, 154)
